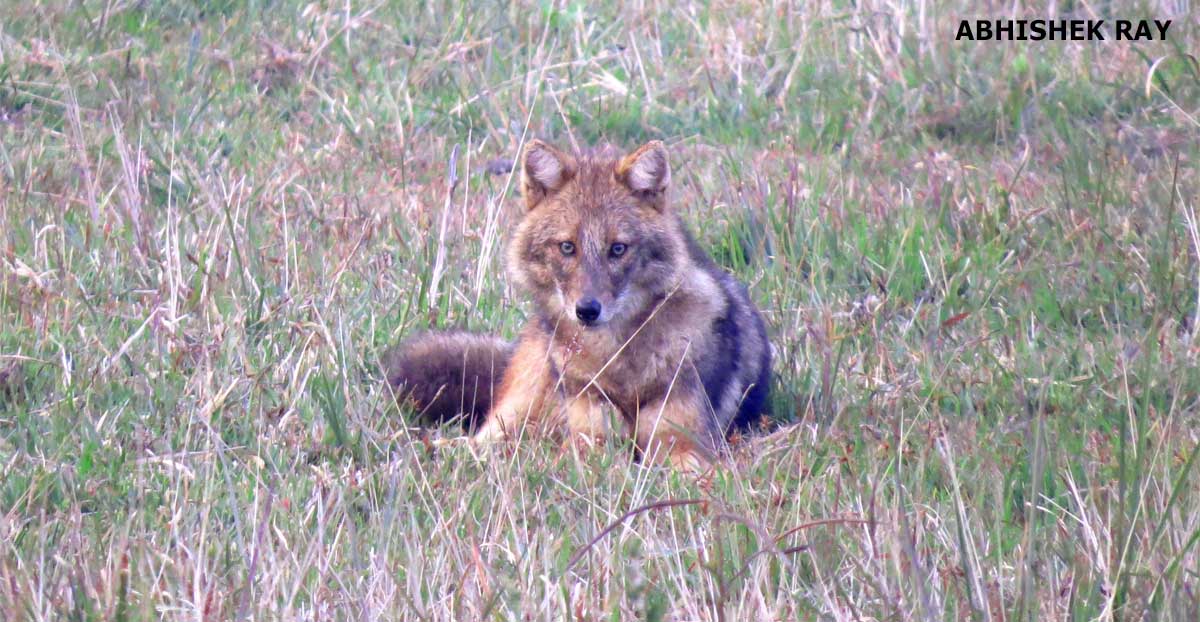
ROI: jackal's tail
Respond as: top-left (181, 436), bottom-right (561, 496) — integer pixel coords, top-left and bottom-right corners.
top-left (383, 331), bottom-right (514, 430)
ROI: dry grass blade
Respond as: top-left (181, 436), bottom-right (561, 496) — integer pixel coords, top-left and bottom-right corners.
top-left (564, 498), bottom-right (704, 572)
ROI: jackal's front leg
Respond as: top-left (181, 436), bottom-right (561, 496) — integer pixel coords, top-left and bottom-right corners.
top-left (634, 388), bottom-right (721, 472)
top-left (473, 328), bottom-right (556, 443)
top-left (562, 392), bottom-right (629, 450)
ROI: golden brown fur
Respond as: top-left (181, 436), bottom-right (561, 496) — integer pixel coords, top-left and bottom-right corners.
top-left (386, 139), bottom-right (771, 469)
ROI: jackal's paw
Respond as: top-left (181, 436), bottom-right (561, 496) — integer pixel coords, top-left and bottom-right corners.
top-left (429, 436), bottom-right (472, 449)
top-left (471, 420), bottom-right (512, 445)
top-left (562, 432), bottom-right (605, 455)
top-left (425, 434), bottom-right (502, 463)
top-left (669, 449), bottom-right (713, 475)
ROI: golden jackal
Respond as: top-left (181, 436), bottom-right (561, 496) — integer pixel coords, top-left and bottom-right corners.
top-left (386, 140), bottom-right (771, 469)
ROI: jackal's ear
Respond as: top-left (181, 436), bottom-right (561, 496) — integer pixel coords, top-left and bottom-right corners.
top-left (521, 139), bottom-right (574, 210)
top-left (616, 141), bottom-right (670, 205)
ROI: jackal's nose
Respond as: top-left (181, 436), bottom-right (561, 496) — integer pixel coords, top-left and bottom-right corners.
top-left (575, 298), bottom-right (602, 325)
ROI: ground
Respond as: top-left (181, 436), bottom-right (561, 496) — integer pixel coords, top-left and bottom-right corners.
top-left (1, 1), bottom-right (1198, 620)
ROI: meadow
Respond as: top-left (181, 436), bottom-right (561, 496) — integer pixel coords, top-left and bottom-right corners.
top-left (1, 1), bottom-right (1198, 619)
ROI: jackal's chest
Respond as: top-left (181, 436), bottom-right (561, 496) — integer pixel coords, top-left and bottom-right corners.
top-left (551, 328), bottom-right (697, 409)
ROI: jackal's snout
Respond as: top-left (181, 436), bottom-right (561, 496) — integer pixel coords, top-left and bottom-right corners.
top-left (575, 297), bottom-right (603, 326)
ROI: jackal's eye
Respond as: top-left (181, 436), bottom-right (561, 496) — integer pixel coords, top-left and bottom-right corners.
top-left (609, 243), bottom-right (627, 258)
top-left (559, 241), bottom-right (576, 256)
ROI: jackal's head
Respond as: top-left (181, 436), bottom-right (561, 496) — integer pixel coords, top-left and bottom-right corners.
top-left (507, 139), bottom-right (687, 328)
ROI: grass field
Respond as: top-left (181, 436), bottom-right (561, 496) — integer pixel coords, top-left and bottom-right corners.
top-left (2, 1), bottom-right (1199, 619)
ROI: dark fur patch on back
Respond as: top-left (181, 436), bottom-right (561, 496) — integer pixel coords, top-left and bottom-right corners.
top-left (731, 308), bottom-right (772, 430)
top-left (700, 303), bottom-right (739, 417)
top-left (733, 345), bottom-right (772, 430)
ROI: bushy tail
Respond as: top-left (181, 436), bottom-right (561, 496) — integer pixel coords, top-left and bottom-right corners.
top-left (383, 331), bottom-right (514, 430)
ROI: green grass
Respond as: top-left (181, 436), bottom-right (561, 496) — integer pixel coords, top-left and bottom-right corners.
top-left (2, 1), bottom-right (1198, 619)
